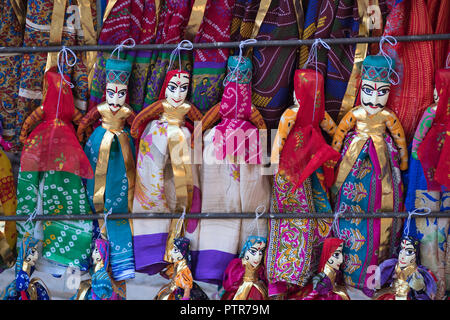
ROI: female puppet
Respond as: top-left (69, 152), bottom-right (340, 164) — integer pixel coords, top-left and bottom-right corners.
top-left (266, 69), bottom-right (340, 297)
top-left (373, 236), bottom-right (437, 300)
top-left (155, 236), bottom-right (209, 300)
top-left (193, 55), bottom-right (270, 285)
top-left (73, 239), bottom-right (126, 300)
top-left (16, 68), bottom-right (93, 275)
top-left (77, 57), bottom-right (136, 282)
top-left (0, 120), bottom-right (16, 270)
top-left (405, 68), bottom-right (450, 299)
top-left (130, 69), bottom-right (203, 275)
top-left (1, 236), bottom-right (50, 300)
top-left (291, 238), bottom-right (350, 300)
top-left (221, 236), bottom-right (268, 300)
top-left (331, 55), bottom-right (408, 291)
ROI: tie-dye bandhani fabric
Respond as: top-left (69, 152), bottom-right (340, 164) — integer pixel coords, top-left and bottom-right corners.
top-left (251, 0), bottom-right (300, 130)
top-left (190, 0), bottom-right (234, 114)
top-left (229, 0), bottom-right (261, 44)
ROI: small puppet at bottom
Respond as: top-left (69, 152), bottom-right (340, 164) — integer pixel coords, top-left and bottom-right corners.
top-left (155, 237), bottom-right (209, 300)
top-left (221, 236), bottom-right (268, 300)
top-left (373, 235), bottom-right (437, 300)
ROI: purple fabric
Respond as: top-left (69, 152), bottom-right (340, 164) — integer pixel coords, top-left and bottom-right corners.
top-left (133, 233), bottom-right (169, 275)
top-left (378, 258), bottom-right (437, 300)
top-left (95, 239), bottom-right (110, 269)
top-left (191, 250), bottom-right (237, 285)
top-left (316, 276), bottom-right (333, 295)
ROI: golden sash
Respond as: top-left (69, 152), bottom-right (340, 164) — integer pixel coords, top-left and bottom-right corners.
top-left (161, 101), bottom-right (194, 263)
top-left (233, 261), bottom-right (268, 300)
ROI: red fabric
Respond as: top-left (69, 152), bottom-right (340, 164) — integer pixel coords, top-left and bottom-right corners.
top-left (20, 291), bottom-right (28, 300)
top-left (279, 70), bottom-right (340, 189)
top-left (158, 69), bottom-right (190, 100)
top-left (213, 81), bottom-right (261, 164)
top-left (20, 70), bottom-right (94, 179)
top-left (382, 0), bottom-right (435, 143)
top-left (417, 68), bottom-right (450, 190)
top-left (318, 238), bottom-right (344, 272)
top-left (221, 258), bottom-right (267, 300)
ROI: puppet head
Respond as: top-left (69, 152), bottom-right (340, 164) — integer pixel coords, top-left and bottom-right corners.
top-left (159, 70), bottom-right (190, 107)
top-left (105, 58), bottom-right (132, 112)
top-left (239, 236), bottom-right (267, 268)
top-left (319, 238), bottom-right (345, 272)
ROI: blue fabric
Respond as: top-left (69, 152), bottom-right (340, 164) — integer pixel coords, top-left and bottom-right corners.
top-left (85, 126), bottom-right (136, 281)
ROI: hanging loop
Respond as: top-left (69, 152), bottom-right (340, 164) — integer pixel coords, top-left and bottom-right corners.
top-left (168, 39), bottom-right (194, 72)
top-left (56, 46), bottom-right (77, 88)
top-left (378, 35), bottom-right (400, 85)
top-left (110, 38), bottom-right (136, 60)
top-left (404, 207), bottom-right (431, 237)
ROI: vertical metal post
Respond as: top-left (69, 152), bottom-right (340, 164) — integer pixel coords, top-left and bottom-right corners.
top-left (96, 0), bottom-right (102, 36)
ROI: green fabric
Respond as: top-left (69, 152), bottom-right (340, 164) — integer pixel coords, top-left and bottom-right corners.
top-left (361, 55), bottom-right (395, 83)
top-left (105, 58), bottom-right (132, 85)
top-left (16, 170), bottom-right (93, 271)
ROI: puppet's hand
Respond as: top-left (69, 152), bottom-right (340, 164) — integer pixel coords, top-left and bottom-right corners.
top-left (408, 272), bottom-right (425, 292)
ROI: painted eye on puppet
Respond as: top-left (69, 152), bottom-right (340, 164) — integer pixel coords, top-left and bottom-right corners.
top-left (107, 90), bottom-right (115, 98)
top-left (362, 87), bottom-right (373, 96)
top-left (167, 84), bottom-right (177, 92)
top-left (180, 84), bottom-right (189, 92)
top-left (377, 88), bottom-right (390, 96)
top-left (118, 90), bottom-right (127, 98)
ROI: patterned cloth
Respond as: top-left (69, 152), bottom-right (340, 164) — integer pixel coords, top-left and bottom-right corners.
top-left (190, 0), bottom-right (234, 114)
top-left (251, 0), bottom-right (300, 130)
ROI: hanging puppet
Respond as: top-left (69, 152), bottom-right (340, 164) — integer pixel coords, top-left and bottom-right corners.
top-left (266, 68), bottom-right (340, 298)
top-left (192, 53), bottom-right (270, 285)
top-left (331, 55), bottom-right (408, 291)
top-left (1, 236), bottom-right (50, 300)
top-left (406, 67), bottom-right (450, 299)
top-left (72, 238), bottom-right (127, 300)
top-left (221, 235), bottom-right (268, 300)
top-left (77, 53), bottom-right (136, 282)
top-left (130, 56), bottom-right (203, 274)
top-left (155, 236), bottom-right (209, 300)
top-left (291, 238), bottom-right (350, 300)
top-left (16, 60), bottom-right (94, 276)
top-left (373, 235), bottom-right (437, 300)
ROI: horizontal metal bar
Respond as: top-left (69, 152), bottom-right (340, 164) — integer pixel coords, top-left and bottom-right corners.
top-left (0, 34), bottom-right (449, 54)
top-left (1, 211), bottom-right (450, 221)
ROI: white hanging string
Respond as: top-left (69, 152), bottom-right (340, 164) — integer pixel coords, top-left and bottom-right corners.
top-left (246, 204), bottom-right (266, 238)
top-left (110, 38), bottom-right (136, 60)
top-left (168, 40), bottom-right (194, 72)
top-left (99, 208), bottom-right (113, 239)
top-left (222, 39), bottom-right (257, 119)
top-left (331, 207), bottom-right (345, 238)
top-left (404, 207), bottom-right (431, 238)
top-left (56, 46), bottom-right (77, 120)
top-left (378, 35), bottom-right (400, 85)
top-left (302, 38), bottom-right (330, 123)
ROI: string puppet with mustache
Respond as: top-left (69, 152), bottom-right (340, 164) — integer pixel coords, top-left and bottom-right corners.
top-left (330, 55), bottom-right (408, 293)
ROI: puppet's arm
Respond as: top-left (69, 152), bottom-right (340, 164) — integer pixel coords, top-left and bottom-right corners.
top-left (126, 109), bottom-right (137, 127)
top-left (249, 106), bottom-right (267, 130)
top-left (76, 107), bottom-right (101, 142)
top-left (130, 101), bottom-right (164, 139)
top-left (186, 103), bottom-right (203, 122)
top-left (320, 111), bottom-right (337, 137)
top-left (386, 110), bottom-right (408, 171)
top-left (19, 107), bottom-right (44, 144)
top-left (411, 105), bottom-right (436, 160)
top-left (331, 110), bottom-right (357, 154)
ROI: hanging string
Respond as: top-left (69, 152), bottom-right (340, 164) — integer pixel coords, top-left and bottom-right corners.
top-left (378, 35), bottom-right (400, 85)
top-left (331, 207), bottom-right (345, 238)
top-left (222, 39), bottom-right (257, 119)
top-left (56, 46), bottom-right (77, 120)
top-left (246, 204), bottom-right (266, 238)
top-left (110, 38), bottom-right (136, 60)
top-left (302, 38), bottom-right (330, 123)
top-left (404, 207), bottom-right (431, 238)
top-left (99, 208), bottom-right (113, 240)
top-left (168, 40), bottom-right (194, 72)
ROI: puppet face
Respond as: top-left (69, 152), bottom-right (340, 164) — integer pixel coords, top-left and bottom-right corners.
top-left (398, 239), bottom-right (416, 269)
top-left (327, 243), bottom-right (344, 270)
top-left (92, 246), bottom-right (103, 265)
top-left (243, 241), bottom-right (266, 268)
top-left (165, 73), bottom-right (189, 108)
top-left (360, 79), bottom-right (391, 115)
top-left (433, 87), bottom-right (439, 104)
top-left (25, 246), bottom-right (39, 267)
top-left (170, 244), bottom-right (184, 262)
top-left (106, 83), bottom-right (128, 112)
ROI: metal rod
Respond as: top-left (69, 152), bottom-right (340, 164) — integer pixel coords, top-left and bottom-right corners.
top-left (1, 211), bottom-right (450, 221)
top-left (0, 33), bottom-right (449, 54)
